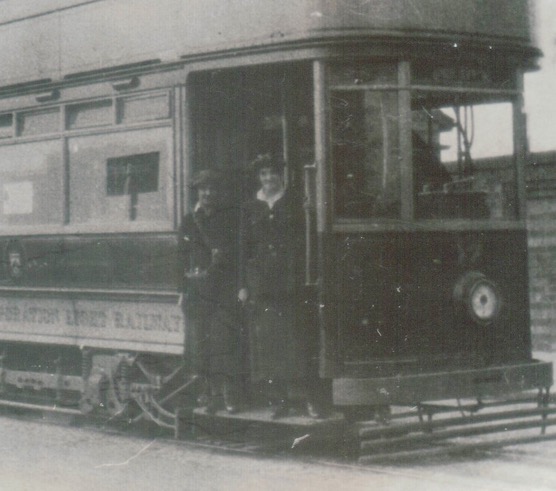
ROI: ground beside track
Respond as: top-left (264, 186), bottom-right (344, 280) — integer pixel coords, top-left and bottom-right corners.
top-left (2, 413), bottom-right (556, 491)
top-left (0, 351), bottom-right (555, 490)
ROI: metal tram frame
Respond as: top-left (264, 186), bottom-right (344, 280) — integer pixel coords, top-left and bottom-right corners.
top-left (0, 0), bottom-right (551, 453)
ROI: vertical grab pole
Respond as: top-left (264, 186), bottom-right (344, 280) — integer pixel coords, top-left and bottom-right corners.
top-left (313, 60), bottom-right (336, 378)
top-left (398, 60), bottom-right (413, 221)
top-left (304, 162), bottom-right (317, 286)
top-left (513, 68), bottom-right (528, 221)
top-left (313, 60), bottom-right (330, 234)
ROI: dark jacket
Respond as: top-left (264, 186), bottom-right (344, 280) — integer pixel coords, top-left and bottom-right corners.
top-left (239, 192), bottom-right (297, 300)
top-left (181, 204), bottom-right (238, 306)
top-left (180, 204), bottom-right (240, 375)
top-left (239, 191), bottom-right (306, 381)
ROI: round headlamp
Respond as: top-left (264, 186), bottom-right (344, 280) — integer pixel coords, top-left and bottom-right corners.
top-left (453, 271), bottom-right (501, 324)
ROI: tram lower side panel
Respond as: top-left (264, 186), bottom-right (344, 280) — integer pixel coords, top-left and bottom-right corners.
top-left (0, 293), bottom-right (551, 423)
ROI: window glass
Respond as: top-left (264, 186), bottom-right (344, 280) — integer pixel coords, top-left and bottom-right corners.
top-left (117, 93), bottom-right (170, 124)
top-left (68, 127), bottom-right (172, 226)
top-left (412, 93), bottom-right (516, 220)
top-left (18, 108), bottom-right (59, 136)
top-left (332, 89), bottom-right (400, 218)
top-left (0, 140), bottom-right (63, 225)
top-left (107, 152), bottom-right (159, 196)
top-left (67, 99), bottom-right (113, 129)
top-left (0, 113), bottom-right (13, 139)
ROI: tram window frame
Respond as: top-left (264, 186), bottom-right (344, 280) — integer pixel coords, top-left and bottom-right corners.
top-left (17, 107), bottom-right (60, 137)
top-left (327, 60), bottom-right (524, 227)
top-left (68, 126), bottom-right (173, 229)
top-left (331, 88), bottom-right (401, 220)
top-left (328, 62), bottom-right (402, 222)
top-left (411, 91), bottom-right (519, 222)
top-left (0, 86), bottom-right (175, 234)
top-left (0, 113), bottom-right (14, 139)
top-left (66, 99), bottom-right (114, 130)
top-left (116, 92), bottom-right (171, 124)
top-left (0, 138), bottom-right (64, 227)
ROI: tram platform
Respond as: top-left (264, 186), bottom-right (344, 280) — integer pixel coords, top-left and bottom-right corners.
top-left (179, 406), bottom-right (348, 453)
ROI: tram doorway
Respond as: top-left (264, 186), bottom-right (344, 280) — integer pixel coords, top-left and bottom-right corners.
top-left (187, 64), bottom-right (321, 403)
top-left (188, 64), bottom-right (314, 205)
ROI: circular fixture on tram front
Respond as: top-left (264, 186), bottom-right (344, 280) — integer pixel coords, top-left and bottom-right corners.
top-left (453, 271), bottom-right (501, 325)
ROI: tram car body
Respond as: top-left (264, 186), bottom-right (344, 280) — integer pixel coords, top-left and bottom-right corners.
top-left (0, 0), bottom-right (550, 423)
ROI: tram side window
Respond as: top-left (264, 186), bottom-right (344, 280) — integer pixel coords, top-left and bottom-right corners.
top-left (332, 90), bottom-right (400, 219)
top-left (106, 153), bottom-right (159, 221)
top-left (0, 140), bottom-right (63, 225)
top-left (67, 100), bottom-right (113, 130)
top-left (107, 153), bottom-right (159, 195)
top-left (18, 109), bottom-right (60, 137)
top-left (0, 113), bottom-right (13, 139)
top-left (412, 94), bottom-right (517, 220)
top-left (117, 93), bottom-right (170, 124)
top-left (69, 127), bottom-right (171, 226)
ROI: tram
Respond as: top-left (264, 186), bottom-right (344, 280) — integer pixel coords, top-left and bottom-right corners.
top-left (0, 0), bottom-right (551, 437)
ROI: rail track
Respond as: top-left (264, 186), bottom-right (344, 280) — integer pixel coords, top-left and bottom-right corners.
top-left (1, 389), bottom-right (556, 465)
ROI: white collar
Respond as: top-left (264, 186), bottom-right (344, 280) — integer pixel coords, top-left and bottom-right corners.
top-left (193, 202), bottom-right (215, 215)
top-left (256, 188), bottom-right (285, 209)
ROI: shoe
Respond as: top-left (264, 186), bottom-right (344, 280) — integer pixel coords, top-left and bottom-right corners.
top-left (223, 382), bottom-right (239, 414)
top-left (197, 392), bottom-right (209, 406)
top-left (225, 404), bottom-right (239, 414)
top-left (196, 378), bottom-right (210, 406)
top-left (205, 395), bottom-right (224, 415)
top-left (205, 401), bottom-right (218, 415)
top-left (306, 402), bottom-right (324, 419)
top-left (271, 401), bottom-right (290, 420)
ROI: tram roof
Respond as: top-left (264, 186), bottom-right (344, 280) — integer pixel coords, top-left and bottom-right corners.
top-left (0, 0), bottom-right (537, 89)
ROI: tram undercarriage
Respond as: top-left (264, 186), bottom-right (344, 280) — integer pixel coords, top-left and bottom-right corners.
top-left (0, 341), bottom-right (552, 460)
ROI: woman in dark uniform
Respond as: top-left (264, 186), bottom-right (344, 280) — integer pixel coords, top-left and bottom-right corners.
top-left (238, 154), bottom-right (307, 419)
top-left (182, 170), bottom-right (240, 414)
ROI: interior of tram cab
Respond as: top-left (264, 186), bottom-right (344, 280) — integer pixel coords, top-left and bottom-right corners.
top-left (332, 88), bottom-right (518, 222)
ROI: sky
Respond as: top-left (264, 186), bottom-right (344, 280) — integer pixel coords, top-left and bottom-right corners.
top-left (438, 0), bottom-right (556, 161)
top-left (525, 0), bottom-right (556, 153)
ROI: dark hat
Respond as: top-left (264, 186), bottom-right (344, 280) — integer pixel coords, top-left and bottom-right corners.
top-left (189, 169), bottom-right (222, 189)
top-left (250, 153), bottom-right (286, 174)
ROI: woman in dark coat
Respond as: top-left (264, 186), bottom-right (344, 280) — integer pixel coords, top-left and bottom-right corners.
top-left (238, 154), bottom-right (307, 418)
top-left (182, 170), bottom-right (240, 414)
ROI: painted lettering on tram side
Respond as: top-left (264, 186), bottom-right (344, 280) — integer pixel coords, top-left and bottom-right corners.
top-left (23, 306), bottom-right (61, 324)
top-left (0, 304), bottom-right (22, 323)
top-left (65, 309), bottom-right (108, 328)
top-left (112, 311), bottom-right (182, 333)
top-left (0, 302), bottom-right (183, 334)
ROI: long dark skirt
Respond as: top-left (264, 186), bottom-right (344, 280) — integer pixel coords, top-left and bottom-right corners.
top-left (185, 298), bottom-right (240, 379)
top-left (248, 298), bottom-right (306, 383)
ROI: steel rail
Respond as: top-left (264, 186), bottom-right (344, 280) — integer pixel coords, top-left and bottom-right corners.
top-left (359, 404), bottom-right (555, 440)
top-left (360, 416), bottom-right (556, 453)
top-left (0, 398), bottom-right (81, 415)
top-left (360, 432), bottom-right (556, 465)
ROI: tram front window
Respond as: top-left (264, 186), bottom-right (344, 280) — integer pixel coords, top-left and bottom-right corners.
top-left (331, 89), bottom-right (400, 219)
top-left (329, 62), bottom-right (519, 222)
top-left (412, 94), bottom-right (517, 221)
